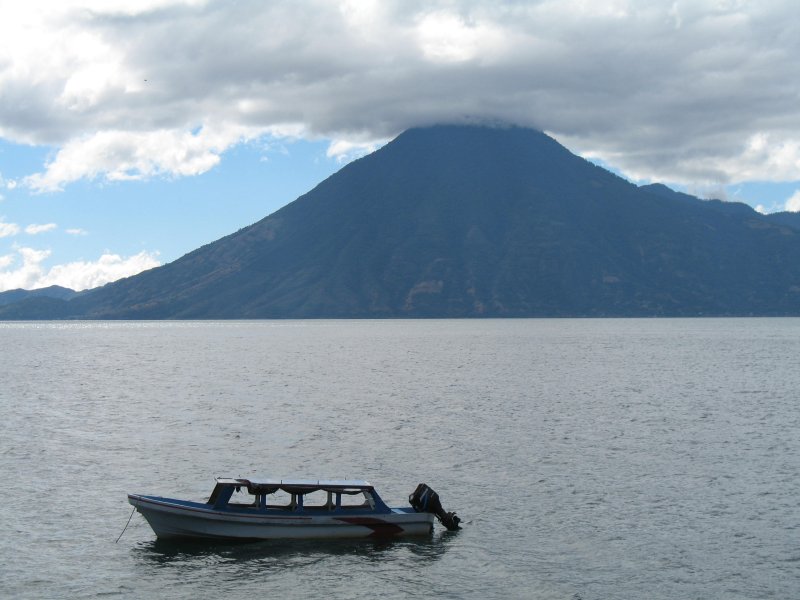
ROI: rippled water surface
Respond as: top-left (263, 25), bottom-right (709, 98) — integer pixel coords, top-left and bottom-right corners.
top-left (1, 319), bottom-right (799, 599)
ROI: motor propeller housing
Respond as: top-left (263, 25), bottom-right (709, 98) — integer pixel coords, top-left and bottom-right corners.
top-left (408, 483), bottom-right (461, 531)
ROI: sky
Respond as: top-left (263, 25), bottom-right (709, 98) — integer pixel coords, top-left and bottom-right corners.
top-left (1, 0), bottom-right (799, 292)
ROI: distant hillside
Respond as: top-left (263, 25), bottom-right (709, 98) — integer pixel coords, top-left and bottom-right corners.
top-left (0, 285), bottom-right (80, 307)
top-left (2, 124), bottom-right (800, 319)
top-left (641, 183), bottom-right (800, 230)
top-left (763, 210), bottom-right (800, 231)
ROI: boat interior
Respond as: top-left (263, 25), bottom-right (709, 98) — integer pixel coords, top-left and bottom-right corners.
top-left (207, 479), bottom-right (382, 513)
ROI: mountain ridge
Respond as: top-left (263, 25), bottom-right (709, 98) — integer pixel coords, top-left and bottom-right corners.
top-left (0, 285), bottom-right (82, 306)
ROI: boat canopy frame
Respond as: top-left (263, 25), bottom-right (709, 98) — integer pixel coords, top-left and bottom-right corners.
top-left (218, 478), bottom-right (374, 495)
top-left (207, 478), bottom-right (389, 512)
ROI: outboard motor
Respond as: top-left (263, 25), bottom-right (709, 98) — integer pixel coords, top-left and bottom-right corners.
top-left (409, 483), bottom-right (461, 531)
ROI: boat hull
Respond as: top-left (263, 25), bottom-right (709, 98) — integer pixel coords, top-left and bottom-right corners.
top-left (128, 494), bottom-right (434, 541)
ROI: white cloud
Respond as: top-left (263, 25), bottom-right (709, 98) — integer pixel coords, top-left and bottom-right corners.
top-left (24, 125), bottom-right (262, 192)
top-left (785, 190), bottom-right (800, 212)
top-left (41, 250), bottom-right (161, 290)
top-left (0, 246), bottom-right (161, 292)
top-left (1, 1), bottom-right (800, 190)
top-left (25, 223), bottom-right (57, 235)
top-left (415, 10), bottom-right (508, 64)
top-left (326, 138), bottom-right (385, 163)
top-left (0, 247), bottom-right (51, 291)
top-left (0, 173), bottom-right (18, 201)
top-left (65, 228), bottom-right (88, 236)
top-left (0, 219), bottom-right (20, 238)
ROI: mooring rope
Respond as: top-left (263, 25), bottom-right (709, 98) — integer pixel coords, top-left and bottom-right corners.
top-left (116, 506), bottom-right (136, 543)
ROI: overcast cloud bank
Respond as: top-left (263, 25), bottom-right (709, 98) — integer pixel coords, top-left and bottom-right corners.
top-left (1, 0), bottom-right (799, 193)
top-left (2, 0), bottom-right (800, 292)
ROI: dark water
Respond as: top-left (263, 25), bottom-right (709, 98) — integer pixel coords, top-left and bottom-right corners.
top-left (1, 319), bottom-right (798, 599)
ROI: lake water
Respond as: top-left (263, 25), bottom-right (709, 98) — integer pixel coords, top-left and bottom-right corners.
top-left (1, 319), bottom-right (798, 599)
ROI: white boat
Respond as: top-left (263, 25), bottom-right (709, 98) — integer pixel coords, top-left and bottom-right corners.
top-left (128, 478), bottom-right (460, 541)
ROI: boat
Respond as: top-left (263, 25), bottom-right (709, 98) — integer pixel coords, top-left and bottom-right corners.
top-left (128, 478), bottom-right (460, 541)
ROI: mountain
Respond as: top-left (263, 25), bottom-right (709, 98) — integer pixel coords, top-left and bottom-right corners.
top-left (640, 183), bottom-right (800, 230)
top-left (763, 210), bottom-right (800, 231)
top-left (3, 124), bottom-right (800, 319)
top-left (0, 285), bottom-right (80, 306)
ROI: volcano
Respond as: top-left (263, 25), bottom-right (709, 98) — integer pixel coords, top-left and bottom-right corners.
top-left (3, 124), bottom-right (800, 319)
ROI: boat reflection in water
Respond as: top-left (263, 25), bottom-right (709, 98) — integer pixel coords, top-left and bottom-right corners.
top-left (135, 528), bottom-right (459, 567)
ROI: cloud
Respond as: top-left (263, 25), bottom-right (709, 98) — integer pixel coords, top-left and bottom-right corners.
top-left (0, 247), bottom-right (161, 292)
top-left (326, 138), bottom-right (384, 163)
top-left (24, 125), bottom-right (261, 192)
top-left (786, 190), bottom-right (800, 212)
top-left (66, 228), bottom-right (89, 236)
top-left (25, 223), bottom-right (57, 235)
top-left (0, 247), bottom-right (51, 291)
top-left (0, 219), bottom-right (20, 238)
top-left (2, 1), bottom-right (800, 190)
